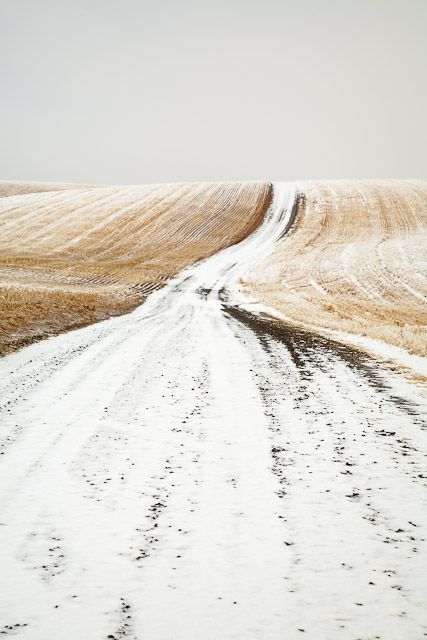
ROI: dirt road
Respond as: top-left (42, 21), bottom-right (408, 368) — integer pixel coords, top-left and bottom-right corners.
top-left (0, 185), bottom-right (426, 639)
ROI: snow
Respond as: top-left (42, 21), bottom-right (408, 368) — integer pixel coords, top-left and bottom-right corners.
top-left (0, 183), bottom-right (426, 639)
top-left (308, 277), bottom-right (327, 295)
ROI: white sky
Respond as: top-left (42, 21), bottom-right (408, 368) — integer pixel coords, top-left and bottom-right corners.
top-left (1, 0), bottom-right (426, 184)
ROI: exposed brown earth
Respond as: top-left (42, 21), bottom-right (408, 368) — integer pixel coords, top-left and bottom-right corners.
top-left (0, 181), bottom-right (271, 354)
top-left (244, 180), bottom-right (427, 357)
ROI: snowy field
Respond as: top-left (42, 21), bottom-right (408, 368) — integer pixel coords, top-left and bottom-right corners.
top-left (245, 179), bottom-right (427, 358)
top-left (0, 181), bottom-right (269, 354)
top-left (0, 185), bottom-right (426, 639)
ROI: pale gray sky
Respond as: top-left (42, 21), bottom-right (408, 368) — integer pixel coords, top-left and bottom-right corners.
top-left (1, 0), bottom-right (426, 184)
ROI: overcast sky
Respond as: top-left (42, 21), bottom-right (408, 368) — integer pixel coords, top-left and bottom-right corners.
top-left (1, 0), bottom-right (426, 184)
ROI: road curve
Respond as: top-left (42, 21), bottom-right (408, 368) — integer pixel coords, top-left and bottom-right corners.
top-left (0, 184), bottom-right (426, 640)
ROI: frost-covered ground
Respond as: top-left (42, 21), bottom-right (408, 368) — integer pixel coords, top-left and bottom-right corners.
top-left (0, 181), bottom-right (270, 355)
top-left (0, 185), bottom-right (426, 640)
top-left (244, 179), bottom-right (427, 357)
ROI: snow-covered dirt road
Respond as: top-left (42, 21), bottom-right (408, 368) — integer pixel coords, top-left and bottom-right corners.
top-left (0, 185), bottom-right (426, 640)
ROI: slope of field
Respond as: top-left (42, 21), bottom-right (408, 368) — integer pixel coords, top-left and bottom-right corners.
top-left (244, 180), bottom-right (427, 358)
top-left (0, 181), bottom-right (271, 354)
top-left (0, 181), bottom-right (96, 198)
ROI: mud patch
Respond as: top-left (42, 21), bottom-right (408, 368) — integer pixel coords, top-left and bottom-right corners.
top-left (223, 304), bottom-right (424, 420)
